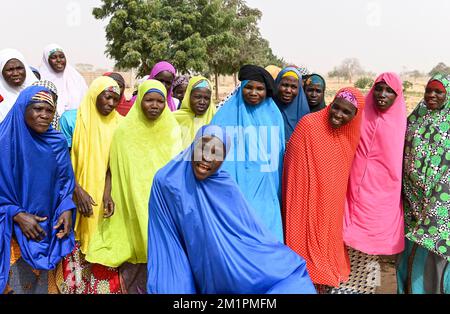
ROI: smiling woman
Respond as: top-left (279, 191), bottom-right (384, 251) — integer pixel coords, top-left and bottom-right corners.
top-left (0, 48), bottom-right (38, 122)
top-left (283, 87), bottom-right (365, 291)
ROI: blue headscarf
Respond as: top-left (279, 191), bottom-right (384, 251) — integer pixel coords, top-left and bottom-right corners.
top-left (210, 80), bottom-right (285, 242)
top-left (0, 86), bottom-right (76, 292)
top-left (274, 66), bottom-right (310, 143)
top-left (147, 125), bottom-right (315, 294)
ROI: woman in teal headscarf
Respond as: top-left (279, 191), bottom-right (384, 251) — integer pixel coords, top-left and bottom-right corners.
top-left (303, 74), bottom-right (327, 113)
top-left (397, 73), bottom-right (450, 294)
top-left (210, 65), bottom-right (285, 242)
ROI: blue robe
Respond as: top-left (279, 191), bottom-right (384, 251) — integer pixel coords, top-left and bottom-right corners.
top-left (147, 125), bottom-right (315, 294)
top-left (273, 67), bottom-right (310, 142)
top-left (210, 82), bottom-right (285, 242)
top-left (0, 86), bottom-right (76, 292)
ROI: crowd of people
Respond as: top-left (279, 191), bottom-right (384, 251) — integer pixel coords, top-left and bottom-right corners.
top-left (0, 44), bottom-right (449, 294)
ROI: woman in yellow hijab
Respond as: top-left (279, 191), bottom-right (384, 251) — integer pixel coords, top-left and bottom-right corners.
top-left (85, 80), bottom-right (182, 293)
top-left (174, 76), bottom-right (216, 149)
top-left (59, 76), bottom-right (123, 294)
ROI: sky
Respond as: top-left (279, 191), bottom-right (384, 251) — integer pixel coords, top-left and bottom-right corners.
top-left (1, 0), bottom-right (449, 75)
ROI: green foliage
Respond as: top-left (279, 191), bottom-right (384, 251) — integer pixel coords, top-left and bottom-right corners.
top-left (403, 80), bottom-right (413, 93)
top-left (93, 0), bottom-right (281, 80)
top-left (354, 77), bottom-right (374, 89)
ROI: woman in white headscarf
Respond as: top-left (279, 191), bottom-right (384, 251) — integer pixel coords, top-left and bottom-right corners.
top-left (39, 44), bottom-right (87, 116)
top-left (0, 49), bottom-right (38, 122)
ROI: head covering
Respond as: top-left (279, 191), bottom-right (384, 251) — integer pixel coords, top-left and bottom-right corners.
top-left (30, 66), bottom-right (41, 80)
top-left (238, 64), bottom-right (276, 97)
top-left (336, 90), bottom-right (358, 108)
top-left (0, 86), bottom-right (76, 292)
top-left (402, 73), bottom-right (450, 261)
top-left (274, 66), bottom-right (310, 143)
top-left (149, 61), bottom-right (177, 111)
top-left (38, 44), bottom-right (88, 115)
top-left (427, 79), bottom-right (446, 92)
top-left (0, 48), bottom-right (38, 122)
top-left (32, 80), bottom-right (60, 129)
top-left (296, 64), bottom-right (310, 76)
top-left (211, 76), bottom-right (286, 242)
top-left (85, 80), bottom-right (182, 267)
top-left (29, 90), bottom-right (55, 108)
top-left (283, 87), bottom-right (365, 287)
top-left (71, 76), bottom-right (122, 254)
top-left (146, 125), bottom-right (316, 294)
top-left (173, 75), bottom-right (189, 91)
top-left (103, 72), bottom-right (129, 116)
top-left (344, 72), bottom-right (407, 255)
top-left (265, 65), bottom-right (282, 80)
top-left (174, 76), bottom-right (217, 149)
top-left (304, 74), bottom-right (327, 112)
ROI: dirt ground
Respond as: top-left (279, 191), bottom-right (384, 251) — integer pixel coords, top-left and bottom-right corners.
top-left (376, 256), bottom-right (398, 294)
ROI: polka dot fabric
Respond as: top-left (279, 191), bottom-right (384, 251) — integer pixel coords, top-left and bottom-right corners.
top-left (282, 87), bottom-right (365, 287)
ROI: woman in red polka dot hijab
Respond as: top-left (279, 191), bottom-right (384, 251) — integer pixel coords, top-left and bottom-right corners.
top-left (282, 87), bottom-right (365, 292)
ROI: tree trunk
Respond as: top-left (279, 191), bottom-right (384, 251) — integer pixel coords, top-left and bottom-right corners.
top-left (215, 72), bottom-right (219, 101)
top-left (233, 73), bottom-right (238, 87)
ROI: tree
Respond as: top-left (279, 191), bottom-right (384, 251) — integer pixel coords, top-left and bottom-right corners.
top-left (429, 62), bottom-right (450, 76)
top-left (354, 77), bottom-right (374, 90)
top-left (403, 81), bottom-right (413, 93)
top-left (336, 58), bottom-right (364, 83)
top-left (93, 0), bottom-right (282, 99)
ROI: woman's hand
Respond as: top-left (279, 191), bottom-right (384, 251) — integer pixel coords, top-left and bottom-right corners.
top-left (13, 213), bottom-right (47, 241)
top-left (54, 210), bottom-right (73, 239)
top-left (73, 183), bottom-right (97, 217)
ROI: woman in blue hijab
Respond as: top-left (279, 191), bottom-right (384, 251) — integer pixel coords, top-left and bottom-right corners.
top-left (0, 85), bottom-right (76, 294)
top-left (274, 66), bottom-right (310, 143)
top-left (147, 125), bottom-right (315, 294)
top-left (210, 65), bottom-right (285, 242)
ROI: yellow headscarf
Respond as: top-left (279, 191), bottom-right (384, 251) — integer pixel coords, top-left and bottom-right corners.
top-left (174, 76), bottom-right (216, 149)
top-left (72, 76), bottom-right (122, 254)
top-left (265, 65), bottom-right (282, 80)
top-left (85, 80), bottom-right (182, 267)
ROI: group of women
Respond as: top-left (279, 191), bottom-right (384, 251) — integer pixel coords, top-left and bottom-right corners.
top-left (0, 44), bottom-right (449, 294)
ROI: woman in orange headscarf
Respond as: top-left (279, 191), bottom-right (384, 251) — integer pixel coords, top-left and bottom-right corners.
top-left (282, 87), bottom-right (365, 292)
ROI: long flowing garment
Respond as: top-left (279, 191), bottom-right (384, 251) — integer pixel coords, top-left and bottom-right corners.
top-left (0, 49), bottom-right (38, 122)
top-left (58, 77), bottom-right (123, 294)
top-left (85, 80), bottom-right (182, 293)
top-left (0, 86), bottom-right (76, 294)
top-left (147, 125), bottom-right (316, 294)
top-left (283, 87), bottom-right (365, 287)
top-left (38, 44), bottom-right (87, 116)
top-left (211, 81), bottom-right (285, 242)
top-left (273, 66), bottom-right (310, 143)
top-left (397, 73), bottom-right (450, 294)
top-left (174, 76), bottom-right (216, 149)
top-left (344, 72), bottom-right (406, 256)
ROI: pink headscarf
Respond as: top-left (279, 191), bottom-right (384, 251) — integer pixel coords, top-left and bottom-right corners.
top-left (129, 61), bottom-right (177, 111)
top-left (343, 72), bottom-right (406, 255)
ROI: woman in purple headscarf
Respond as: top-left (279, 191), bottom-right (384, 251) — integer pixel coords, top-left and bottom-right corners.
top-left (129, 61), bottom-right (178, 111)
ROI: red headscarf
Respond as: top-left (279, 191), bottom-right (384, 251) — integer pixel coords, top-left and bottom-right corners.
top-left (282, 87), bottom-right (365, 287)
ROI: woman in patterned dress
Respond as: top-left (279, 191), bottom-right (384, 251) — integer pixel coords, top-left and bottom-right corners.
top-left (397, 73), bottom-right (450, 294)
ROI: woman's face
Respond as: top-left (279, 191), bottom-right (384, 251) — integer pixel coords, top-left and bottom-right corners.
top-left (96, 91), bottom-right (120, 116)
top-left (277, 76), bottom-right (299, 104)
top-left (328, 97), bottom-right (357, 129)
top-left (373, 82), bottom-right (397, 112)
top-left (154, 71), bottom-right (175, 93)
top-left (174, 83), bottom-right (188, 101)
top-left (191, 135), bottom-right (226, 181)
top-left (141, 91), bottom-right (166, 121)
top-left (190, 87), bottom-right (212, 115)
top-left (2, 58), bottom-right (26, 87)
top-left (48, 51), bottom-right (67, 73)
top-left (305, 84), bottom-right (325, 108)
top-left (242, 80), bottom-right (267, 106)
top-left (25, 102), bottom-right (55, 133)
top-left (425, 83), bottom-right (447, 110)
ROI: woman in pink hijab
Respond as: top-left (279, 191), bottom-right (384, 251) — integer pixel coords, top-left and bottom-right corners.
top-left (337, 73), bottom-right (406, 294)
top-left (129, 61), bottom-right (177, 111)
